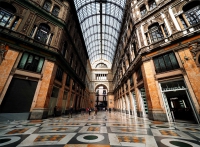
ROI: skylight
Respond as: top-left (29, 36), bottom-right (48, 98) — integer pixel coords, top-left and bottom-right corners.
top-left (73, 0), bottom-right (127, 65)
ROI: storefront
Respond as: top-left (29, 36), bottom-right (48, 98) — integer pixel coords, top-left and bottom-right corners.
top-left (160, 79), bottom-right (200, 123)
top-left (131, 91), bottom-right (137, 116)
top-left (139, 87), bottom-right (148, 117)
top-left (48, 86), bottom-right (59, 116)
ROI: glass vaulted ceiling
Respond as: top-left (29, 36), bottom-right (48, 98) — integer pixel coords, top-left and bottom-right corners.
top-left (74, 0), bottom-right (127, 65)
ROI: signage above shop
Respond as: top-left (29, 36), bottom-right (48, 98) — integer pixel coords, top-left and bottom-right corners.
top-left (162, 86), bottom-right (186, 92)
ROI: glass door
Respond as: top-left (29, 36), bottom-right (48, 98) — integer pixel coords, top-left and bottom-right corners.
top-left (48, 86), bottom-right (59, 115)
top-left (61, 91), bottom-right (68, 114)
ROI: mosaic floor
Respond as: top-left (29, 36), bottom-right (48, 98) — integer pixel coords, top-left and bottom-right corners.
top-left (0, 111), bottom-right (200, 147)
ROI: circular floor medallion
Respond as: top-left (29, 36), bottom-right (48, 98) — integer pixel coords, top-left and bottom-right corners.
top-left (170, 141), bottom-right (192, 147)
top-left (83, 135), bottom-right (98, 140)
top-left (77, 134), bottom-right (104, 143)
top-left (0, 139), bottom-right (11, 143)
top-left (161, 138), bottom-right (199, 147)
top-left (0, 136), bottom-right (20, 146)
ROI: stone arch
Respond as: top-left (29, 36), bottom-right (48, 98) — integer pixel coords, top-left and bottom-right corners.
top-left (95, 84), bottom-right (108, 91)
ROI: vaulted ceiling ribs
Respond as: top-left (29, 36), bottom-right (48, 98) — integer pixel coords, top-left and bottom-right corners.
top-left (74, 0), bottom-right (127, 65)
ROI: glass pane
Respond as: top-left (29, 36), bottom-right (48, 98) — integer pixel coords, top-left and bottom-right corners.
top-left (36, 58), bottom-right (44, 73)
top-left (169, 52), bottom-right (179, 69)
top-left (18, 53), bottom-right (29, 69)
top-left (51, 87), bottom-right (59, 98)
top-left (163, 54), bottom-right (173, 70)
top-left (158, 57), bottom-right (166, 72)
top-left (154, 58), bottom-right (161, 73)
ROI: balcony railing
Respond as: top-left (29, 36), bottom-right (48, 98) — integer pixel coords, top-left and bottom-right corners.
top-left (0, 26), bottom-right (59, 53)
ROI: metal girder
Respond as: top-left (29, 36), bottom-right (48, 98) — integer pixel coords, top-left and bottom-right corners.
top-left (83, 24), bottom-right (119, 34)
top-left (85, 32), bottom-right (118, 42)
top-left (88, 48), bottom-right (114, 57)
top-left (77, 1), bottom-right (123, 12)
top-left (86, 39), bottom-right (116, 48)
top-left (80, 14), bottom-right (121, 24)
top-left (87, 44), bottom-right (115, 53)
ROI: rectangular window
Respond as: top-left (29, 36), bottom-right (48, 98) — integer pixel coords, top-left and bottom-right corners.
top-left (185, 6), bottom-right (200, 25)
top-left (55, 66), bottom-right (63, 82)
top-left (153, 52), bottom-right (179, 73)
top-left (140, 6), bottom-right (147, 16)
top-left (18, 52), bottom-right (45, 73)
top-left (149, 0), bottom-right (157, 11)
top-left (137, 67), bottom-right (143, 81)
top-left (65, 75), bottom-right (70, 86)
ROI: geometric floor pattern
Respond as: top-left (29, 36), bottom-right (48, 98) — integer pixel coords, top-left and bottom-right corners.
top-left (0, 111), bottom-right (200, 147)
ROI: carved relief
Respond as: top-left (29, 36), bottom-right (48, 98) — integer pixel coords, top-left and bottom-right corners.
top-left (20, 12), bottom-right (34, 34)
top-left (54, 28), bottom-right (62, 46)
top-left (34, 16), bottom-right (43, 26)
top-left (176, 1), bottom-right (187, 13)
top-left (138, 30), bottom-right (144, 47)
top-left (12, 3), bottom-right (24, 16)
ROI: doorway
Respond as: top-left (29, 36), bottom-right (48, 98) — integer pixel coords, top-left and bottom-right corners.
top-left (164, 90), bottom-right (196, 123)
top-left (160, 80), bottom-right (199, 123)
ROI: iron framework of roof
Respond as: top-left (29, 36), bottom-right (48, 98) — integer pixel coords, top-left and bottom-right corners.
top-left (73, 0), bottom-right (127, 66)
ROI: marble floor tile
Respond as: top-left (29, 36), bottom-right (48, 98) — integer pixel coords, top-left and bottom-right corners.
top-left (0, 111), bottom-right (199, 147)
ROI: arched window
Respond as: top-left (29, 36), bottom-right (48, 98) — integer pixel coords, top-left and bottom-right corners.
top-left (34, 23), bottom-right (50, 44)
top-left (148, 23), bottom-right (164, 43)
top-left (96, 63), bottom-right (108, 68)
top-left (140, 5), bottom-right (147, 16)
top-left (43, 0), bottom-right (52, 12)
top-left (183, 1), bottom-right (200, 26)
top-left (0, 2), bottom-right (16, 27)
top-left (148, 0), bottom-right (157, 11)
top-left (52, 5), bottom-right (60, 16)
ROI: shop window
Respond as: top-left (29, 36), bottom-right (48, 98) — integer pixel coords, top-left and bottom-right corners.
top-left (140, 87), bottom-right (148, 114)
top-left (55, 66), bottom-right (63, 82)
top-left (148, 23), bottom-right (164, 43)
top-left (140, 5), bottom-right (147, 17)
top-left (137, 67), bottom-right (143, 82)
top-left (130, 76), bottom-right (134, 86)
top-left (72, 81), bottom-right (75, 90)
top-left (65, 75), bottom-right (70, 86)
top-left (153, 52), bottom-right (179, 73)
top-left (52, 5), bottom-right (60, 16)
top-left (18, 52), bottom-right (45, 73)
top-left (34, 23), bottom-right (50, 44)
top-left (183, 2), bottom-right (200, 26)
top-left (51, 86), bottom-right (59, 98)
top-left (148, 0), bottom-right (157, 11)
top-left (43, 0), bottom-right (52, 12)
top-left (0, 2), bottom-right (16, 27)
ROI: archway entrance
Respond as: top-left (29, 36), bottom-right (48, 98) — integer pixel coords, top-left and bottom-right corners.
top-left (95, 85), bottom-right (108, 111)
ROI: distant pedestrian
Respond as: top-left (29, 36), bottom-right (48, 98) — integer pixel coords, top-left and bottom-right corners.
top-left (88, 107), bottom-right (91, 115)
top-left (109, 108), bottom-right (111, 113)
top-left (94, 107), bottom-right (98, 115)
